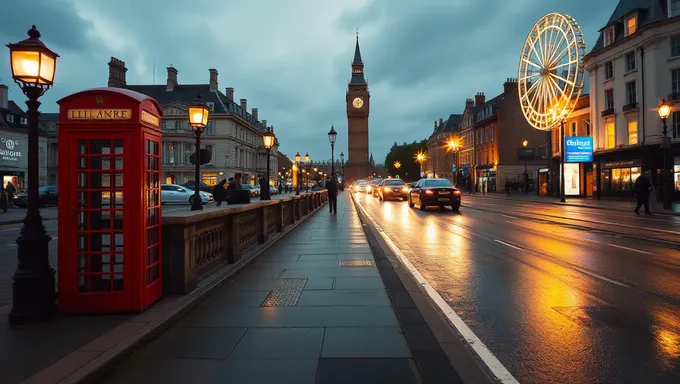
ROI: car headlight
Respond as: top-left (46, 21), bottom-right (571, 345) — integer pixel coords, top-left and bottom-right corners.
top-left (402, 187), bottom-right (408, 192)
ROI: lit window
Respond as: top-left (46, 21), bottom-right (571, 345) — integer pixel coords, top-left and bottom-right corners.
top-left (626, 16), bottom-right (637, 36)
top-left (627, 120), bottom-right (638, 145)
top-left (605, 121), bottom-right (616, 149)
top-left (604, 27), bottom-right (615, 47)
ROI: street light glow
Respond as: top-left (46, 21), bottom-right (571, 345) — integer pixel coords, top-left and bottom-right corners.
top-left (659, 99), bottom-right (672, 120)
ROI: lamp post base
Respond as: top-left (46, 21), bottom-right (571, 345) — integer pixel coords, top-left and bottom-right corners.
top-left (10, 216), bottom-right (55, 324)
top-left (190, 195), bottom-right (203, 211)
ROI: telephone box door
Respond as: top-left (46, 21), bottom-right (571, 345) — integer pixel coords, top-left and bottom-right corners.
top-left (63, 135), bottom-right (132, 311)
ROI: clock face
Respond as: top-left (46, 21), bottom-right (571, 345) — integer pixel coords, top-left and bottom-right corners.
top-left (352, 97), bottom-right (364, 109)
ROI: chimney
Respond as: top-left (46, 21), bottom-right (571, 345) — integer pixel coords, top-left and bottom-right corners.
top-left (0, 84), bottom-right (8, 109)
top-left (504, 78), bottom-right (518, 94)
top-left (225, 87), bottom-right (234, 101)
top-left (433, 120), bottom-right (437, 130)
top-left (252, 108), bottom-right (259, 121)
top-left (475, 92), bottom-right (485, 107)
top-left (107, 57), bottom-right (127, 87)
top-left (240, 99), bottom-right (247, 111)
top-left (262, 119), bottom-right (267, 128)
top-left (439, 117), bottom-right (444, 126)
top-left (166, 66), bottom-right (178, 91)
top-left (209, 69), bottom-right (218, 91)
top-left (465, 98), bottom-right (474, 108)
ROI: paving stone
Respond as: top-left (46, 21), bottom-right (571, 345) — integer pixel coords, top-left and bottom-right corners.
top-left (315, 358), bottom-right (417, 384)
top-left (216, 358), bottom-right (318, 384)
top-left (297, 289), bottom-right (391, 306)
top-left (101, 358), bottom-right (223, 383)
top-left (136, 327), bottom-right (246, 359)
top-left (321, 327), bottom-right (411, 358)
top-left (334, 277), bottom-right (386, 290)
top-left (230, 327), bottom-right (323, 358)
top-left (199, 289), bottom-right (271, 308)
top-left (297, 254), bottom-right (339, 262)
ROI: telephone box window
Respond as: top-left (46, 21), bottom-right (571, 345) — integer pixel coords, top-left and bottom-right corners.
top-left (144, 138), bottom-right (161, 286)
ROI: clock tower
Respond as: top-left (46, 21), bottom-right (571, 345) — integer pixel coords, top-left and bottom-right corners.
top-left (345, 34), bottom-right (370, 183)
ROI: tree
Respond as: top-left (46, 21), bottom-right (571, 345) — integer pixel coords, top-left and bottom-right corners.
top-left (384, 140), bottom-right (427, 182)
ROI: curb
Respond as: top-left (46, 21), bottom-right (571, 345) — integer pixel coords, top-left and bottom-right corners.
top-left (350, 194), bottom-right (497, 384)
top-left (22, 200), bottom-right (327, 384)
top-left (467, 194), bottom-right (680, 216)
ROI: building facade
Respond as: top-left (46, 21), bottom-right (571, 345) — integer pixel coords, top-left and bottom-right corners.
top-left (459, 98), bottom-right (481, 189)
top-left (0, 84), bottom-right (49, 190)
top-left (345, 37), bottom-right (371, 183)
top-left (425, 115), bottom-right (462, 181)
top-left (586, 0), bottom-right (680, 200)
top-left (106, 57), bottom-right (279, 187)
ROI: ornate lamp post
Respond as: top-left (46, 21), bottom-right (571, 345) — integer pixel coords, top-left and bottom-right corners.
top-left (328, 125), bottom-right (337, 176)
top-left (447, 138), bottom-right (459, 185)
top-left (393, 160), bottom-right (401, 177)
top-left (295, 152), bottom-right (301, 195)
top-left (7, 26), bottom-right (59, 324)
top-left (522, 139), bottom-right (529, 195)
top-left (262, 127), bottom-right (275, 200)
top-left (550, 108), bottom-right (568, 202)
top-left (416, 152), bottom-right (426, 178)
top-left (304, 152), bottom-right (310, 192)
top-left (340, 152), bottom-right (345, 178)
top-left (658, 99), bottom-right (673, 209)
top-left (188, 95), bottom-right (209, 211)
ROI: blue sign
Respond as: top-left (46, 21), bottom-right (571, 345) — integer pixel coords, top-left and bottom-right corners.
top-left (564, 136), bottom-right (593, 163)
top-left (451, 165), bottom-right (457, 172)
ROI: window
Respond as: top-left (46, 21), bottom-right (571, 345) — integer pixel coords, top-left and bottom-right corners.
top-left (625, 52), bottom-right (636, 71)
top-left (584, 119), bottom-right (591, 136)
top-left (605, 89), bottom-right (614, 110)
top-left (490, 126), bottom-right (494, 141)
top-left (626, 15), bottom-right (637, 36)
top-left (161, 121), bottom-right (167, 130)
top-left (490, 146), bottom-right (495, 164)
top-left (627, 120), bottom-right (638, 145)
top-left (673, 111), bottom-right (680, 139)
top-left (670, 0), bottom-right (680, 18)
top-left (174, 121), bottom-right (183, 130)
top-left (626, 81), bottom-right (637, 104)
top-left (206, 121), bottom-right (214, 136)
top-left (672, 69), bottom-right (680, 94)
top-left (6, 115), bottom-right (13, 123)
top-left (605, 61), bottom-right (614, 79)
top-left (570, 121), bottom-right (577, 136)
top-left (671, 35), bottom-right (680, 57)
top-left (206, 102), bottom-right (215, 112)
top-left (484, 127), bottom-right (488, 142)
top-left (604, 27), bottom-right (614, 47)
top-left (605, 121), bottom-right (616, 149)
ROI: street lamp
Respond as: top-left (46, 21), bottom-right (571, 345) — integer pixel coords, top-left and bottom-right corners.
top-left (295, 152), bottom-right (301, 195)
top-left (262, 127), bottom-right (276, 201)
top-left (328, 125), bottom-right (337, 176)
top-left (340, 152), bottom-right (345, 178)
top-left (550, 108), bottom-right (568, 203)
top-left (447, 138), bottom-right (459, 185)
top-left (415, 152), bottom-right (426, 178)
top-left (188, 94), bottom-right (209, 211)
top-left (658, 99), bottom-right (673, 210)
top-left (304, 152), bottom-right (310, 192)
top-left (7, 25), bottom-right (59, 324)
top-left (522, 139), bottom-right (529, 195)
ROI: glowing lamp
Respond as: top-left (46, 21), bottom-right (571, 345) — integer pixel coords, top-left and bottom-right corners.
top-left (658, 99), bottom-right (672, 120)
top-left (7, 26), bottom-right (59, 89)
top-left (262, 127), bottom-right (275, 150)
top-left (188, 95), bottom-right (209, 130)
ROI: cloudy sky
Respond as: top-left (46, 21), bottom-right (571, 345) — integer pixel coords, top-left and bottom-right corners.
top-left (1, 0), bottom-right (618, 164)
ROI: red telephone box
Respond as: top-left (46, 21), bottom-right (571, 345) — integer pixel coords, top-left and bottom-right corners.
top-left (57, 88), bottom-right (163, 314)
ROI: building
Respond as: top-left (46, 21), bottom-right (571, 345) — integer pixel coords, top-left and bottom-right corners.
top-left (106, 57), bottom-right (279, 187)
top-left (459, 97), bottom-right (481, 188)
top-left (550, 94), bottom-right (592, 197)
top-left (0, 84), bottom-right (49, 190)
top-left (465, 79), bottom-right (550, 193)
top-left (39, 113), bottom-right (59, 185)
top-left (345, 36), bottom-right (371, 183)
top-left (586, 0), bottom-right (680, 200)
top-left (425, 114), bottom-right (462, 181)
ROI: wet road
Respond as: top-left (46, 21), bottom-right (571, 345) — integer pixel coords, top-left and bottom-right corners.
top-left (353, 192), bottom-right (680, 384)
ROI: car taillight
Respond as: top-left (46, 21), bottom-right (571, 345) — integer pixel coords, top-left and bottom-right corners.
top-left (425, 190), bottom-right (434, 195)
top-left (454, 190), bottom-right (461, 196)
top-left (384, 187), bottom-right (392, 192)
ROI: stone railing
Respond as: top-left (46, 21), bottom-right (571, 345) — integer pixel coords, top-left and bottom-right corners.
top-left (161, 191), bottom-right (327, 294)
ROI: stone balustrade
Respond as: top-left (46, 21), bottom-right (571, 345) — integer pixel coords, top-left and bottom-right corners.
top-left (161, 191), bottom-right (328, 294)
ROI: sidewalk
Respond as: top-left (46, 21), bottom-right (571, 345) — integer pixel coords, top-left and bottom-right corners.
top-left (0, 206), bottom-right (58, 226)
top-left (99, 193), bottom-right (439, 384)
top-left (466, 192), bottom-right (680, 216)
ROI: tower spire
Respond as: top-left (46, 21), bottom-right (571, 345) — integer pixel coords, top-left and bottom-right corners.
top-left (353, 29), bottom-right (363, 65)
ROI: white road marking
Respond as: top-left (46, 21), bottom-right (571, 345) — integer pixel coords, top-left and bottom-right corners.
top-left (500, 214), bottom-right (515, 219)
top-left (580, 237), bottom-right (600, 244)
top-left (354, 199), bottom-right (519, 384)
top-left (494, 239), bottom-right (523, 250)
top-left (571, 265), bottom-right (630, 288)
top-left (608, 243), bottom-right (652, 255)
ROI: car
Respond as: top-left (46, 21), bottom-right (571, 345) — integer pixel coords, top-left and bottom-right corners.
top-left (372, 179), bottom-right (383, 197)
top-left (12, 185), bottom-right (58, 208)
top-left (181, 182), bottom-right (214, 193)
top-left (241, 184), bottom-right (260, 197)
top-left (160, 184), bottom-right (213, 205)
top-left (367, 178), bottom-right (382, 195)
top-left (408, 178), bottom-right (461, 211)
top-left (353, 179), bottom-right (368, 193)
top-left (378, 178), bottom-right (408, 201)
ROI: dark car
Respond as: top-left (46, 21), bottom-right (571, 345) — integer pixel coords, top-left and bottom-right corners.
top-left (13, 185), bottom-right (58, 208)
top-left (408, 178), bottom-right (461, 211)
top-left (378, 178), bottom-right (408, 201)
top-left (181, 182), bottom-right (213, 193)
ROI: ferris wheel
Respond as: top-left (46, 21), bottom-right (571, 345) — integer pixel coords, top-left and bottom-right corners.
top-left (518, 13), bottom-right (586, 131)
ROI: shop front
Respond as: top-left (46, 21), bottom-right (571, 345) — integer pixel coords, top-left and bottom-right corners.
top-left (1, 133), bottom-right (28, 191)
top-left (476, 166), bottom-right (496, 193)
top-left (597, 159), bottom-right (642, 199)
top-left (537, 168), bottom-right (551, 196)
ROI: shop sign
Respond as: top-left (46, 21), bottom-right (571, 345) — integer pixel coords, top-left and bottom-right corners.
top-left (602, 159), bottom-right (641, 169)
top-left (67, 109), bottom-right (132, 120)
top-left (0, 137), bottom-right (22, 162)
top-left (564, 136), bottom-right (593, 163)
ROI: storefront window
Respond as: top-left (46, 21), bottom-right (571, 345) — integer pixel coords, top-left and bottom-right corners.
top-left (610, 167), bottom-right (640, 192)
top-left (202, 172), bottom-right (218, 186)
top-left (674, 165), bottom-right (680, 191)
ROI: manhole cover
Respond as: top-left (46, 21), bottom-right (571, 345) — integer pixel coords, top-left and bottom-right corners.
top-left (553, 306), bottom-right (629, 329)
top-left (261, 278), bottom-right (306, 307)
top-left (339, 260), bottom-right (374, 267)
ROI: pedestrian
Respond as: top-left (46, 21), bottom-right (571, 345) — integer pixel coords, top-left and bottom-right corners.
top-left (0, 183), bottom-right (6, 212)
top-left (634, 170), bottom-right (653, 215)
top-left (5, 182), bottom-right (15, 209)
top-left (213, 179), bottom-right (227, 207)
top-left (505, 178), bottom-right (511, 196)
top-left (326, 173), bottom-right (338, 214)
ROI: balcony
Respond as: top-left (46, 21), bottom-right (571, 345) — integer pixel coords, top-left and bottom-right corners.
top-left (601, 108), bottom-right (615, 117)
top-left (622, 102), bottom-right (638, 111)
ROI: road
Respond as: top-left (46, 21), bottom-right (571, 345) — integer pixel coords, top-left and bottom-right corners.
top-left (353, 192), bottom-right (680, 384)
top-left (0, 205), bottom-right (202, 308)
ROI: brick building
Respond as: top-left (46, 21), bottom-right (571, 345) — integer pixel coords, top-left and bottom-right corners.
top-left (425, 114), bottom-right (462, 180)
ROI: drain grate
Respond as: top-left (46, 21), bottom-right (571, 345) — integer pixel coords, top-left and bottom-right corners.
top-left (339, 260), bottom-right (375, 267)
top-left (261, 278), bottom-right (307, 307)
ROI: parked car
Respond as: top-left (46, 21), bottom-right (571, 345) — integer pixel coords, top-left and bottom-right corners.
top-left (181, 182), bottom-right (213, 193)
top-left (13, 185), bottom-right (58, 208)
top-left (160, 184), bottom-right (213, 205)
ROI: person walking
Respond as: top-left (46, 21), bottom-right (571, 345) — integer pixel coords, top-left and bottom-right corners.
top-left (213, 179), bottom-right (227, 207)
top-left (634, 171), bottom-right (653, 215)
top-left (0, 183), bottom-right (7, 212)
top-left (326, 173), bottom-right (338, 214)
top-left (5, 182), bottom-right (15, 209)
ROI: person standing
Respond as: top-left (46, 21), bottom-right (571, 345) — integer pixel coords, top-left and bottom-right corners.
top-left (5, 182), bottom-right (15, 209)
top-left (634, 171), bottom-right (653, 215)
top-left (326, 173), bottom-right (338, 214)
top-left (213, 179), bottom-right (227, 207)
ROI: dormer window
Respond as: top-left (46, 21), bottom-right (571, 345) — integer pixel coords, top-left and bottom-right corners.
top-left (206, 102), bottom-right (215, 112)
top-left (604, 27), bottom-right (614, 47)
top-left (625, 15), bottom-right (637, 36)
top-left (6, 115), bottom-right (13, 123)
top-left (670, 0), bottom-right (680, 18)
top-left (20, 117), bottom-right (27, 125)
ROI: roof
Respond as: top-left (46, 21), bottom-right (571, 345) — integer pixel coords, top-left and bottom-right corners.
top-left (353, 36), bottom-right (363, 65)
top-left (589, 0), bottom-right (669, 55)
top-left (123, 84), bottom-right (266, 132)
top-left (349, 36), bottom-right (367, 86)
